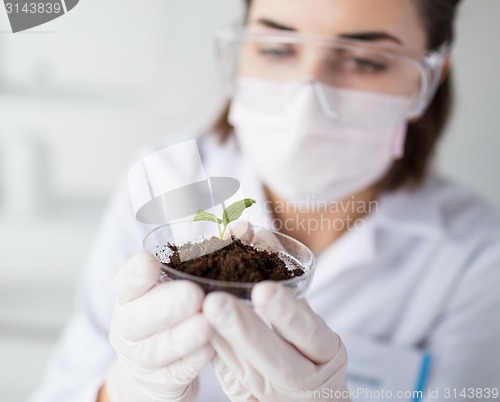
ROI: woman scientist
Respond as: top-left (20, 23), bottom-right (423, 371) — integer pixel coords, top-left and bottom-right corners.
top-left (30, 0), bottom-right (500, 401)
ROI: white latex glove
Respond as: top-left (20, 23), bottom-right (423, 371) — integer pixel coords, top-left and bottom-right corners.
top-left (204, 282), bottom-right (349, 402)
top-left (105, 252), bottom-right (215, 402)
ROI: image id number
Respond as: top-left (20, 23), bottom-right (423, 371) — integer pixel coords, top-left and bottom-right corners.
top-left (444, 388), bottom-right (499, 399)
top-left (5, 2), bottom-right (62, 14)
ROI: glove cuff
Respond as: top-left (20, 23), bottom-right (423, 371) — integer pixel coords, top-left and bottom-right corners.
top-left (105, 359), bottom-right (199, 402)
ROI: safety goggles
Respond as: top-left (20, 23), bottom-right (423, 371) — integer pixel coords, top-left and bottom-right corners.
top-left (215, 27), bottom-right (449, 119)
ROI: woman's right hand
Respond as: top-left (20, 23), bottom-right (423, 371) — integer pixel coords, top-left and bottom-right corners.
top-left (104, 253), bottom-right (214, 402)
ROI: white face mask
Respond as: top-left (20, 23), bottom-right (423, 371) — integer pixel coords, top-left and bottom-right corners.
top-left (229, 78), bottom-right (411, 204)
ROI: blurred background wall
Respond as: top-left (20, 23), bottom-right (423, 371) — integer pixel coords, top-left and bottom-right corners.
top-left (0, 0), bottom-right (498, 401)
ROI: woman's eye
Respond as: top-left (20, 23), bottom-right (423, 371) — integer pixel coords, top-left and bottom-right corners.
top-left (258, 46), bottom-right (294, 59)
top-left (349, 57), bottom-right (388, 73)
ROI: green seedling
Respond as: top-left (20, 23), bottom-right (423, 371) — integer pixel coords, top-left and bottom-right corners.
top-left (193, 198), bottom-right (256, 239)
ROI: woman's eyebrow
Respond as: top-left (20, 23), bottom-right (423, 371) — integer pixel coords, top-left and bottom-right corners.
top-left (339, 32), bottom-right (403, 45)
top-left (255, 18), bottom-right (297, 31)
top-left (253, 19), bottom-right (403, 46)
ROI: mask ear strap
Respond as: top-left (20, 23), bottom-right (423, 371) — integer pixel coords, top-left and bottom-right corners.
top-left (392, 124), bottom-right (408, 159)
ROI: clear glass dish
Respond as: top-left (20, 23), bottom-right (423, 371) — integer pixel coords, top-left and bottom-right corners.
top-left (143, 220), bottom-right (316, 300)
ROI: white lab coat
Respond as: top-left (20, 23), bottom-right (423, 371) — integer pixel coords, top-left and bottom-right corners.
top-left (29, 133), bottom-right (500, 402)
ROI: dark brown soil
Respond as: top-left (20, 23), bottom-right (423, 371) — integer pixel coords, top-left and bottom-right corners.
top-left (161, 237), bottom-right (304, 283)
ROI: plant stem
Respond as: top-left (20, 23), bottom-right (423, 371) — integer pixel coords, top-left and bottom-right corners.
top-left (220, 224), bottom-right (227, 240)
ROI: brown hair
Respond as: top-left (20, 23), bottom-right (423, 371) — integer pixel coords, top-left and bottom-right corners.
top-left (212, 0), bottom-right (462, 192)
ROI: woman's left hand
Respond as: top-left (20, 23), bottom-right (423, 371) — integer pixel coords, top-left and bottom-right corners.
top-left (203, 282), bottom-right (349, 402)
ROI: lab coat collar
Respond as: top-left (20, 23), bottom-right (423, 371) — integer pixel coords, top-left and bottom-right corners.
top-left (313, 176), bottom-right (447, 279)
top-left (373, 174), bottom-right (446, 241)
top-left (315, 213), bottom-right (378, 277)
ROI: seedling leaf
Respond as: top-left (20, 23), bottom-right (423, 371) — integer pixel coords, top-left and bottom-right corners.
top-left (222, 199), bottom-right (256, 227)
top-left (193, 209), bottom-right (223, 225)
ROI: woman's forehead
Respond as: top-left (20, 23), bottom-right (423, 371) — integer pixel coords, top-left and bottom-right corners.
top-left (248, 0), bottom-right (427, 50)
